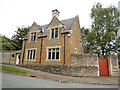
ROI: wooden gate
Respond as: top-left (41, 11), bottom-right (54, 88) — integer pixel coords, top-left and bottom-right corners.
top-left (99, 58), bottom-right (109, 76)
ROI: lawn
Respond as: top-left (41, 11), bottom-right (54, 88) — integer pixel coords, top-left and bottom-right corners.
top-left (0, 65), bottom-right (2, 70)
top-left (0, 65), bottom-right (28, 74)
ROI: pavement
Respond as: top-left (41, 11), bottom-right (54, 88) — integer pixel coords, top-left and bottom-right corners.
top-left (2, 65), bottom-right (119, 85)
top-left (2, 73), bottom-right (118, 88)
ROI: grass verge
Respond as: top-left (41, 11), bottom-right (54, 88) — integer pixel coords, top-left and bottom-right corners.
top-left (0, 65), bottom-right (28, 74)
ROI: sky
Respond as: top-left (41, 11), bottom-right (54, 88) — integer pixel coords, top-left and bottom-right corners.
top-left (0, 0), bottom-right (119, 38)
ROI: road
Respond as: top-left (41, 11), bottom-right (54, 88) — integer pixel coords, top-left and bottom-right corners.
top-left (1, 73), bottom-right (118, 88)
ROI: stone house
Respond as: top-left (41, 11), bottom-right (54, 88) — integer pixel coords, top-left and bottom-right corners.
top-left (15, 9), bottom-right (83, 65)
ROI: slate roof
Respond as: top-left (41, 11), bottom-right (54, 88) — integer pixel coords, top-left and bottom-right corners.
top-left (24, 16), bottom-right (75, 39)
top-left (38, 17), bottom-right (75, 37)
top-left (39, 17), bottom-right (74, 31)
top-left (61, 17), bottom-right (74, 30)
top-left (12, 50), bottom-right (22, 54)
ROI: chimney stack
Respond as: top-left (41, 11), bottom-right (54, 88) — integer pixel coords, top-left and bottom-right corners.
top-left (52, 9), bottom-right (60, 19)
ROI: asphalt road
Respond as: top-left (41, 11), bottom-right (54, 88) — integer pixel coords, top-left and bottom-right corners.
top-left (1, 73), bottom-right (118, 88)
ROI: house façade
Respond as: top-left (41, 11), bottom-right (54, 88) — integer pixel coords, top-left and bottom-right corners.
top-left (14, 9), bottom-right (84, 65)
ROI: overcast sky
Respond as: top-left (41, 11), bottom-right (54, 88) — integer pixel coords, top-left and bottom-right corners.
top-left (0, 0), bottom-right (119, 38)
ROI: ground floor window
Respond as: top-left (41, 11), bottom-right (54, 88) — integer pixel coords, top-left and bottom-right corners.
top-left (47, 47), bottom-right (60, 60)
top-left (27, 49), bottom-right (36, 60)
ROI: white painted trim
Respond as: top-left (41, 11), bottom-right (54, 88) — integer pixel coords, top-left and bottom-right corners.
top-left (46, 46), bottom-right (61, 61)
top-left (16, 54), bottom-right (20, 64)
top-left (26, 48), bottom-right (37, 61)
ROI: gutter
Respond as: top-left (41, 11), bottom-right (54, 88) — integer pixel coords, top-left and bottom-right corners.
top-left (63, 34), bottom-right (66, 65)
top-left (61, 30), bottom-right (70, 65)
top-left (39, 38), bottom-right (43, 64)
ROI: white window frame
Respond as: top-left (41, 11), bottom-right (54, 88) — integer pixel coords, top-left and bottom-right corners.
top-left (30, 32), bottom-right (37, 42)
top-left (26, 48), bottom-right (37, 61)
top-left (46, 46), bottom-right (61, 61)
top-left (50, 28), bottom-right (59, 39)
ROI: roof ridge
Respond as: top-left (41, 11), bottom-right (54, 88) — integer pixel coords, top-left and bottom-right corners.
top-left (60, 17), bottom-right (75, 22)
top-left (39, 17), bottom-right (75, 27)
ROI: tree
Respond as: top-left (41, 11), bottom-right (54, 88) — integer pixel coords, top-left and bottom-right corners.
top-left (89, 3), bottom-right (120, 57)
top-left (81, 27), bottom-right (91, 53)
top-left (0, 35), bottom-right (19, 50)
top-left (12, 26), bottom-right (29, 50)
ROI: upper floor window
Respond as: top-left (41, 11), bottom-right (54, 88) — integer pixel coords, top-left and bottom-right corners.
top-left (51, 28), bottom-right (58, 39)
top-left (30, 32), bottom-right (36, 41)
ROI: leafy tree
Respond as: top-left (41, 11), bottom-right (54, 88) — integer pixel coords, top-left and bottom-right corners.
top-left (12, 26), bottom-right (29, 50)
top-left (81, 27), bottom-right (90, 53)
top-left (89, 3), bottom-right (120, 57)
top-left (0, 35), bottom-right (19, 50)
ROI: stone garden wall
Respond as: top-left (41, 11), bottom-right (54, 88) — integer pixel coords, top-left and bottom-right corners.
top-left (71, 54), bottom-right (98, 66)
top-left (1, 50), bottom-right (16, 64)
top-left (1, 51), bottom-right (118, 76)
top-left (17, 64), bottom-right (98, 76)
top-left (109, 55), bottom-right (119, 76)
top-left (17, 54), bottom-right (99, 77)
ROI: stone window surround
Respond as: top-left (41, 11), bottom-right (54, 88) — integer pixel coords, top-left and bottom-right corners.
top-left (50, 27), bottom-right (59, 39)
top-left (28, 31), bottom-right (39, 43)
top-left (30, 32), bottom-right (36, 41)
top-left (26, 48), bottom-right (37, 61)
top-left (46, 46), bottom-right (61, 61)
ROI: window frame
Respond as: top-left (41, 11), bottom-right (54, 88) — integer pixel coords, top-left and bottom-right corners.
top-left (26, 48), bottom-right (37, 61)
top-left (46, 46), bottom-right (60, 61)
top-left (50, 28), bottom-right (59, 39)
top-left (30, 32), bottom-right (37, 42)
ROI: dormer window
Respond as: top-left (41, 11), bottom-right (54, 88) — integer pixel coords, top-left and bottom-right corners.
top-left (30, 32), bottom-right (36, 41)
top-left (51, 28), bottom-right (58, 39)
top-left (42, 28), bottom-right (45, 33)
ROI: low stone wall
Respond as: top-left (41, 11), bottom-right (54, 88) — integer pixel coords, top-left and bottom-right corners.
top-left (109, 55), bottom-right (119, 76)
top-left (17, 64), bottom-right (98, 76)
top-left (1, 51), bottom-right (15, 64)
top-left (71, 54), bottom-right (98, 66)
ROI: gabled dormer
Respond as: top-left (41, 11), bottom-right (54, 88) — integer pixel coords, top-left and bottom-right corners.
top-left (47, 16), bottom-right (63, 29)
top-left (28, 22), bottom-right (39, 42)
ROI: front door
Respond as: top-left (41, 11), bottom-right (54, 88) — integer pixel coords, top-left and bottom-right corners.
top-left (16, 54), bottom-right (20, 64)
